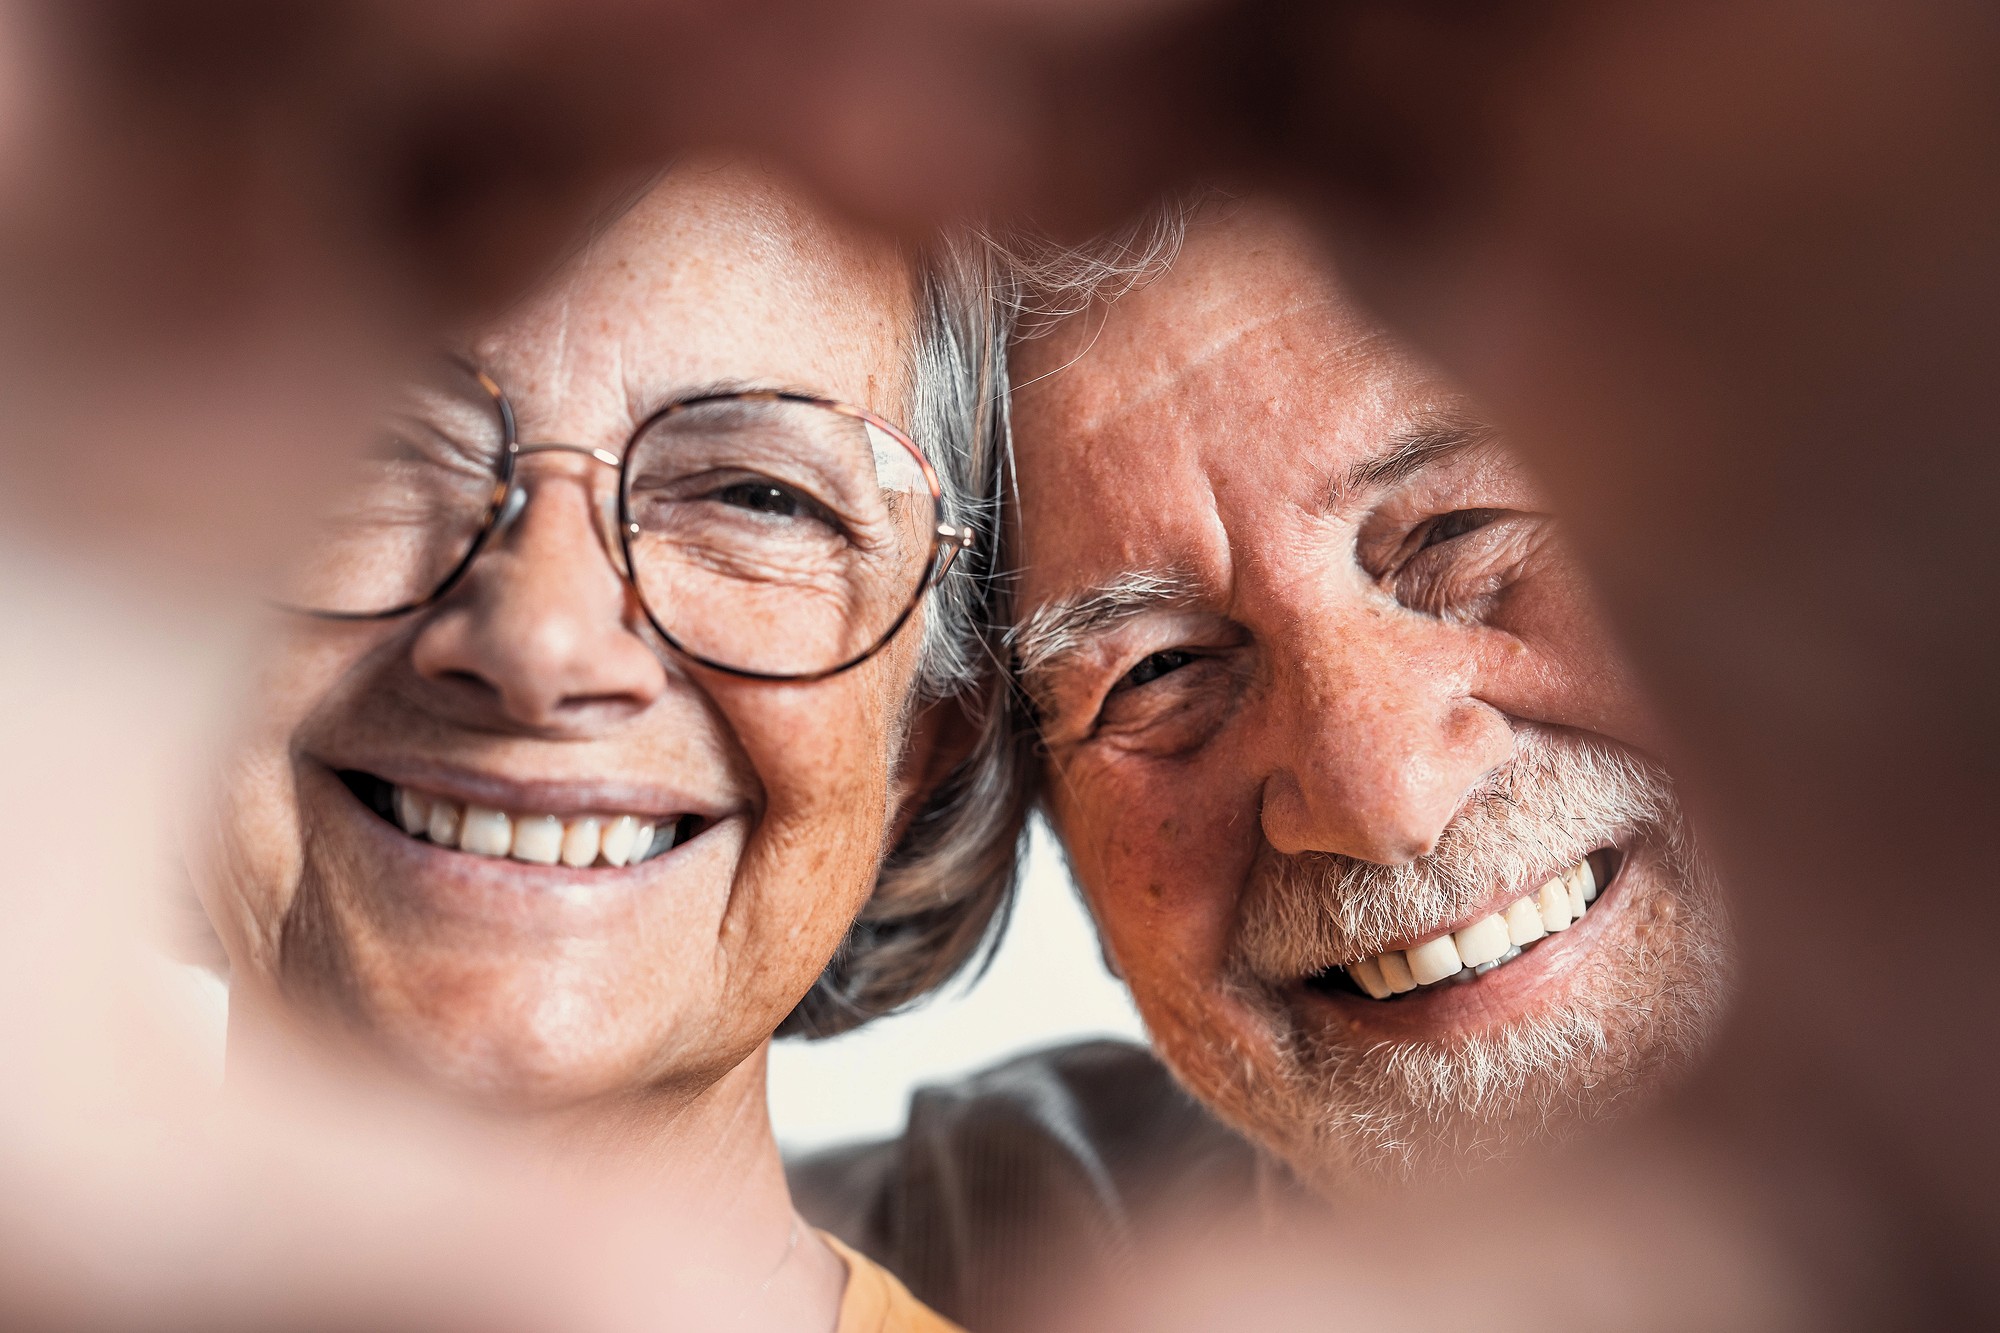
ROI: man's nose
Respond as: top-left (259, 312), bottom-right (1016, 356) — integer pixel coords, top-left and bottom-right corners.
top-left (408, 459), bottom-right (667, 729)
top-left (1257, 616), bottom-right (1513, 865)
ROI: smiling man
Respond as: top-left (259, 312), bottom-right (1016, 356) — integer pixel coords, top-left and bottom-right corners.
top-left (1007, 200), bottom-right (1730, 1188)
top-left (796, 199), bottom-right (1732, 1326)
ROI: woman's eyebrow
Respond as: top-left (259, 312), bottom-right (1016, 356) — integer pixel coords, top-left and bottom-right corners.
top-left (628, 378), bottom-right (833, 421)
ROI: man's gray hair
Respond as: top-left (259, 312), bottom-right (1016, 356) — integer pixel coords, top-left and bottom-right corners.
top-left (1003, 204), bottom-right (1193, 336)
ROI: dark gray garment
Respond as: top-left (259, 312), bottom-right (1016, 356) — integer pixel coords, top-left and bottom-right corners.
top-left (787, 1039), bottom-right (1261, 1332)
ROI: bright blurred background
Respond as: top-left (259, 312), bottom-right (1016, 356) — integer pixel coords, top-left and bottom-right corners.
top-left (768, 817), bottom-right (1145, 1152)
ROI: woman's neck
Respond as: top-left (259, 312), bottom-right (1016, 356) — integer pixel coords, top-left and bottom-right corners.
top-left (521, 1039), bottom-right (849, 1330)
top-left (539, 1041), bottom-right (790, 1220)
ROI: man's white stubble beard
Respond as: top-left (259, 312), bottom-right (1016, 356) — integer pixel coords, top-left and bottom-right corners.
top-left (1205, 729), bottom-right (1731, 1191)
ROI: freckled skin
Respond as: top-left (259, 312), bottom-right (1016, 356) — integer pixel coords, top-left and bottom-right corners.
top-left (1012, 201), bottom-right (1704, 1183)
top-left (206, 164), bottom-right (931, 1110)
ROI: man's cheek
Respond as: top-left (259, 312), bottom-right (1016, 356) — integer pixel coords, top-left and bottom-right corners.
top-left (1484, 571), bottom-right (1667, 751)
top-left (1052, 758), bottom-right (1262, 980)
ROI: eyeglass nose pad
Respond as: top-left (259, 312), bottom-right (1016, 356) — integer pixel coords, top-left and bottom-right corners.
top-left (489, 471), bottom-right (630, 586)
top-left (494, 483), bottom-right (529, 535)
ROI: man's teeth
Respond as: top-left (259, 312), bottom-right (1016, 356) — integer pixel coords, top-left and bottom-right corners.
top-left (1405, 934), bottom-right (1464, 987)
top-left (391, 786), bottom-right (667, 867)
top-left (1341, 856), bottom-right (1601, 1001)
top-left (1503, 895), bottom-right (1546, 946)
top-left (1452, 913), bottom-right (1512, 969)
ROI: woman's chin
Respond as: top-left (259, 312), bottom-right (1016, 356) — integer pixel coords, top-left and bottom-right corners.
top-left (362, 996), bottom-right (736, 1113)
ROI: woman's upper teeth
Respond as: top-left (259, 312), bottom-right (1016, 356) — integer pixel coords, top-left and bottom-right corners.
top-left (393, 785), bottom-right (663, 867)
top-left (1346, 856), bottom-right (1601, 1000)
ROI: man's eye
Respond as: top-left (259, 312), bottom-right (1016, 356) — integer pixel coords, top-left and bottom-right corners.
top-left (1415, 508), bottom-right (1504, 552)
top-left (1119, 648), bottom-right (1197, 690)
top-left (1388, 507), bottom-right (1542, 619)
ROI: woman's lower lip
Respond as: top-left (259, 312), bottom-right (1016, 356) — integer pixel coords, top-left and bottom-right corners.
top-left (1286, 856), bottom-right (1637, 1037)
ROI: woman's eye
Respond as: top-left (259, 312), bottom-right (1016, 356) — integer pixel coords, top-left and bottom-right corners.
top-left (1119, 648), bottom-right (1197, 690)
top-left (717, 481), bottom-right (808, 518)
top-left (380, 425), bottom-right (498, 478)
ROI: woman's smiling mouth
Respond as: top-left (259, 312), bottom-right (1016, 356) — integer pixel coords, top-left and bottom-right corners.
top-left (339, 770), bottom-right (707, 868)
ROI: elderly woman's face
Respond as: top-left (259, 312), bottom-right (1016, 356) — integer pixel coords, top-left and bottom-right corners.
top-left (210, 168), bottom-right (928, 1104)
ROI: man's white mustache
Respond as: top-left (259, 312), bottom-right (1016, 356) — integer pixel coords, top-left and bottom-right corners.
top-left (1234, 728), bottom-right (1683, 981)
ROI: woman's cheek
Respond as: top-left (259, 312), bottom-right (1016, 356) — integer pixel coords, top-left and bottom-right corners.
top-left (200, 745), bottom-right (304, 970)
top-left (717, 671), bottom-right (904, 961)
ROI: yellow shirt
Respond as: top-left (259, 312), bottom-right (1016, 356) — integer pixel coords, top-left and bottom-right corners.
top-left (823, 1232), bottom-right (965, 1333)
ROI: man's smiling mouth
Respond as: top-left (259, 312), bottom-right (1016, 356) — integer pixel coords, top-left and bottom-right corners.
top-left (1306, 849), bottom-right (1620, 1001)
top-left (339, 771), bottom-right (706, 868)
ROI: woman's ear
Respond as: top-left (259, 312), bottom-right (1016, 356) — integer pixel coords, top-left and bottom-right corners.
top-left (887, 691), bottom-right (983, 850)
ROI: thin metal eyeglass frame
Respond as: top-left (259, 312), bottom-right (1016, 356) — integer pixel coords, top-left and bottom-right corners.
top-left (293, 366), bottom-right (975, 683)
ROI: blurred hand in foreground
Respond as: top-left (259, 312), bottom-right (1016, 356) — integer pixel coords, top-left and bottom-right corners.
top-left (3, 0), bottom-right (1997, 1328)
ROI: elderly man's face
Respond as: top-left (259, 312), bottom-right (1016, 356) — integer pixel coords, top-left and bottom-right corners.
top-left (1010, 205), bottom-right (1731, 1188)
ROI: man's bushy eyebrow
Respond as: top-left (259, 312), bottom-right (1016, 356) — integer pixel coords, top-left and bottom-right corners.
top-left (1008, 568), bottom-right (1198, 692)
top-left (1008, 414), bottom-right (1495, 699)
top-left (1338, 415), bottom-right (1498, 497)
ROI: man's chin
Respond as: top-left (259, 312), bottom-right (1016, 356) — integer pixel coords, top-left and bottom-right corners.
top-left (1283, 1001), bottom-right (1646, 1190)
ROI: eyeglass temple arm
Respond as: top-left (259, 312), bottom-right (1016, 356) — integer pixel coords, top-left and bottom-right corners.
top-left (930, 522), bottom-right (975, 582)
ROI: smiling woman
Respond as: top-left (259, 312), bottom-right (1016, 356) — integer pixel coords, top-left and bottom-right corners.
top-left (198, 162), bottom-right (1020, 1332)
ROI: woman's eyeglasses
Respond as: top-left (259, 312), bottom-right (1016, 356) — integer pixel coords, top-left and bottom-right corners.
top-left (277, 359), bottom-right (973, 681)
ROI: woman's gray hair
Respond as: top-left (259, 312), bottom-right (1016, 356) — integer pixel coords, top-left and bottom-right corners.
top-left (778, 229), bottom-right (1027, 1038)
top-left (779, 204), bottom-right (1196, 1039)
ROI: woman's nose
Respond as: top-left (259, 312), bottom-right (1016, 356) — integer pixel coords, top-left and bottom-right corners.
top-left (408, 459), bottom-right (667, 730)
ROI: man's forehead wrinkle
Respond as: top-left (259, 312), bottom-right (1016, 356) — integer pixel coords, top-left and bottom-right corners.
top-left (1028, 283), bottom-right (1350, 440)
top-left (1306, 323), bottom-right (1399, 382)
top-left (1146, 290), bottom-right (1340, 396)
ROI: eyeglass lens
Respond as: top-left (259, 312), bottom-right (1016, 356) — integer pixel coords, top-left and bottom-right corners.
top-left (624, 395), bottom-right (938, 677)
top-left (278, 360), bottom-right (509, 619)
top-left (277, 368), bottom-right (942, 679)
